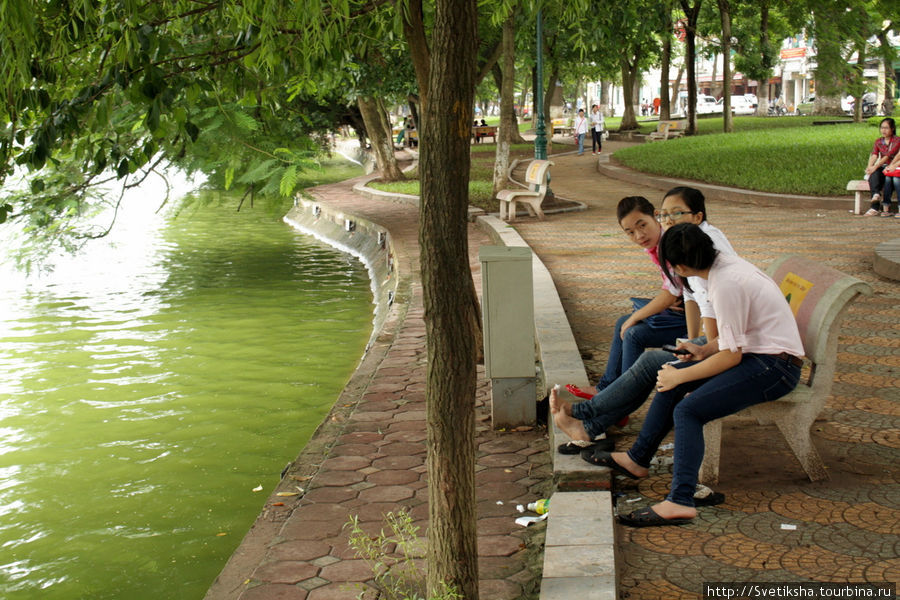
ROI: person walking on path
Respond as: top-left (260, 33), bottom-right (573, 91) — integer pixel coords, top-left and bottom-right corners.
top-left (574, 108), bottom-right (589, 156)
top-left (590, 104), bottom-right (605, 155)
top-left (580, 224), bottom-right (803, 528)
top-left (863, 117), bottom-right (899, 216)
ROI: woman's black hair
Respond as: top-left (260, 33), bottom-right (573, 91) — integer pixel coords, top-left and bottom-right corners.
top-left (881, 117), bottom-right (896, 136)
top-left (658, 223), bottom-right (718, 291)
top-left (616, 196), bottom-right (655, 223)
top-left (663, 186), bottom-right (708, 222)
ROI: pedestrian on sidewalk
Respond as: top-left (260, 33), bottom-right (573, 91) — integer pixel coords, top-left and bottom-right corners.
top-left (574, 108), bottom-right (588, 155)
top-left (590, 104), bottom-right (605, 155)
top-left (587, 223), bottom-right (803, 528)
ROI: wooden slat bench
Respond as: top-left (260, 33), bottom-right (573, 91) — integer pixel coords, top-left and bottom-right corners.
top-left (472, 125), bottom-right (498, 143)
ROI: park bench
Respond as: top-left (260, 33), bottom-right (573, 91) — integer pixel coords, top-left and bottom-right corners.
top-left (497, 159), bottom-right (553, 221)
top-left (846, 179), bottom-right (869, 215)
top-left (647, 119), bottom-right (687, 142)
top-left (551, 118), bottom-right (574, 137)
top-left (699, 255), bottom-right (873, 484)
top-left (472, 125), bottom-right (498, 143)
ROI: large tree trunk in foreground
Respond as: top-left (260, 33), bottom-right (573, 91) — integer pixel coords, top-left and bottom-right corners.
top-left (493, 10), bottom-right (519, 198)
top-left (420, 0), bottom-right (480, 596)
top-left (358, 96), bottom-right (404, 181)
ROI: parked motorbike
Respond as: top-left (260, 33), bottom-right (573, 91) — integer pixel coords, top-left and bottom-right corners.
top-left (768, 104), bottom-right (786, 116)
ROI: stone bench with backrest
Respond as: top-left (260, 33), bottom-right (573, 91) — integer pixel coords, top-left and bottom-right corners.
top-left (846, 179), bottom-right (870, 215)
top-left (699, 255), bottom-right (873, 484)
top-left (647, 119), bottom-right (687, 142)
top-left (497, 159), bottom-right (553, 222)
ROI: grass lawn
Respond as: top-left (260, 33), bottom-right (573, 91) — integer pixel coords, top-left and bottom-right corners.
top-left (612, 116), bottom-right (880, 196)
top-left (369, 143), bottom-right (535, 212)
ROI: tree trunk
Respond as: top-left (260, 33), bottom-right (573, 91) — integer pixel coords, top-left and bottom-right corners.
top-left (491, 66), bottom-right (526, 145)
top-left (680, 0), bottom-right (702, 135)
top-left (660, 6), bottom-right (673, 120)
top-left (493, 10), bottom-right (519, 198)
top-left (620, 59), bottom-right (640, 130)
top-left (718, 0), bottom-right (733, 132)
top-left (877, 29), bottom-right (895, 115)
top-left (358, 97), bottom-right (404, 181)
top-left (420, 0), bottom-right (480, 597)
top-left (402, 0), bottom-right (431, 112)
top-left (671, 64), bottom-right (684, 115)
top-left (756, 2), bottom-right (771, 116)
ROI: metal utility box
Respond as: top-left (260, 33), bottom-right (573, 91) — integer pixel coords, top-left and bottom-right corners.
top-left (479, 246), bottom-right (536, 427)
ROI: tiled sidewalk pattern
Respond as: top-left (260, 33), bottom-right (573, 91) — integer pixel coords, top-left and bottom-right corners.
top-left (212, 176), bottom-right (552, 600)
top-left (510, 147), bottom-right (899, 598)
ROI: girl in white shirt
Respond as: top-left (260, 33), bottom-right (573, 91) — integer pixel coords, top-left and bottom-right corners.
top-left (589, 104), bottom-right (605, 155)
top-left (590, 223), bottom-right (804, 527)
top-left (574, 108), bottom-right (588, 155)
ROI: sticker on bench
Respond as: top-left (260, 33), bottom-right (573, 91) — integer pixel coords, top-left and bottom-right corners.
top-left (780, 272), bottom-right (814, 316)
top-left (526, 161), bottom-right (545, 180)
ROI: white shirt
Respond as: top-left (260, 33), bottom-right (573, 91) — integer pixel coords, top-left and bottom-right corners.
top-left (574, 116), bottom-right (588, 135)
top-left (683, 221), bottom-right (735, 320)
top-left (590, 110), bottom-right (605, 132)
top-left (708, 253), bottom-right (804, 356)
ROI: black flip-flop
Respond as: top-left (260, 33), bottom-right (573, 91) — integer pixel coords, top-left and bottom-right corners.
top-left (557, 437), bottom-right (613, 455)
top-left (618, 506), bottom-right (692, 527)
top-left (694, 491), bottom-right (725, 507)
top-left (579, 449), bottom-right (641, 479)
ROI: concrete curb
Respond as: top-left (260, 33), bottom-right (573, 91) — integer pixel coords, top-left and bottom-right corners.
top-left (873, 238), bottom-right (900, 281)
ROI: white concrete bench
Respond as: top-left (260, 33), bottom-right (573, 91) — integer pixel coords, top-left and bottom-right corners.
top-left (700, 255), bottom-right (873, 484)
top-left (846, 179), bottom-right (869, 215)
top-left (647, 119), bottom-right (687, 142)
top-left (497, 159), bottom-right (553, 221)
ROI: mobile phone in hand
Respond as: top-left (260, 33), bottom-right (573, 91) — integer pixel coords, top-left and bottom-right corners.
top-left (662, 344), bottom-right (691, 355)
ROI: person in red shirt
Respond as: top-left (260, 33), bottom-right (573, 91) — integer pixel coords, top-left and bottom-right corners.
top-left (863, 118), bottom-right (900, 216)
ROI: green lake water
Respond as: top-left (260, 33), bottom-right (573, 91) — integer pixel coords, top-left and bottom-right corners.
top-left (0, 182), bottom-right (374, 598)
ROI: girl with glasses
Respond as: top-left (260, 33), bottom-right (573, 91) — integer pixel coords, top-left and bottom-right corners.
top-left (594, 224), bottom-right (803, 527)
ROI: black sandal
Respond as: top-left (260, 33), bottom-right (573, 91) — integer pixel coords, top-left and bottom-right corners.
top-left (557, 437), bottom-right (613, 455)
top-left (579, 449), bottom-right (641, 479)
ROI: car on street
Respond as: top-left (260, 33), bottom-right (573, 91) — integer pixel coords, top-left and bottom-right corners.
top-left (717, 96), bottom-right (756, 115)
top-left (696, 95), bottom-right (722, 114)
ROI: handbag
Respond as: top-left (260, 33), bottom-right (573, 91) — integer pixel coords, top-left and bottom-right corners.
top-left (630, 297), bottom-right (686, 330)
top-left (885, 166), bottom-right (900, 177)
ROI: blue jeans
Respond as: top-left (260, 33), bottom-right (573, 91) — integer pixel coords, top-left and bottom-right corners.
top-left (883, 176), bottom-right (899, 209)
top-left (596, 313), bottom-right (687, 391)
top-left (625, 353), bottom-right (800, 507)
top-left (576, 133), bottom-right (585, 154)
top-left (572, 338), bottom-right (707, 439)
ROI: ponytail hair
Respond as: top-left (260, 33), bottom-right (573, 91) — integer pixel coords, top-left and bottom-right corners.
top-left (658, 223), bottom-right (717, 291)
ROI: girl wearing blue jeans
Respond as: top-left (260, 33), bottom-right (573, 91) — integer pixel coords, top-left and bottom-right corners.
top-left (594, 196), bottom-right (687, 391)
top-left (588, 223), bottom-right (803, 527)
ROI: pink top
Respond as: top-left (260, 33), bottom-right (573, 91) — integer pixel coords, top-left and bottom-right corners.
top-left (646, 245), bottom-right (682, 297)
top-left (708, 253), bottom-right (804, 356)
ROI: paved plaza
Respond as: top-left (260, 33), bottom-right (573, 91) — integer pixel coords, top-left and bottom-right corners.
top-left (207, 140), bottom-right (899, 600)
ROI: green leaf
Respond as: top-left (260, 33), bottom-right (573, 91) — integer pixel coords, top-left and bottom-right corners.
top-left (279, 165), bottom-right (298, 197)
top-left (0, 204), bottom-right (11, 224)
top-left (224, 166), bottom-right (234, 190)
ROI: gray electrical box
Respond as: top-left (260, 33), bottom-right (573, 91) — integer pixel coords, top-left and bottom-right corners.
top-left (479, 246), bottom-right (536, 427)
